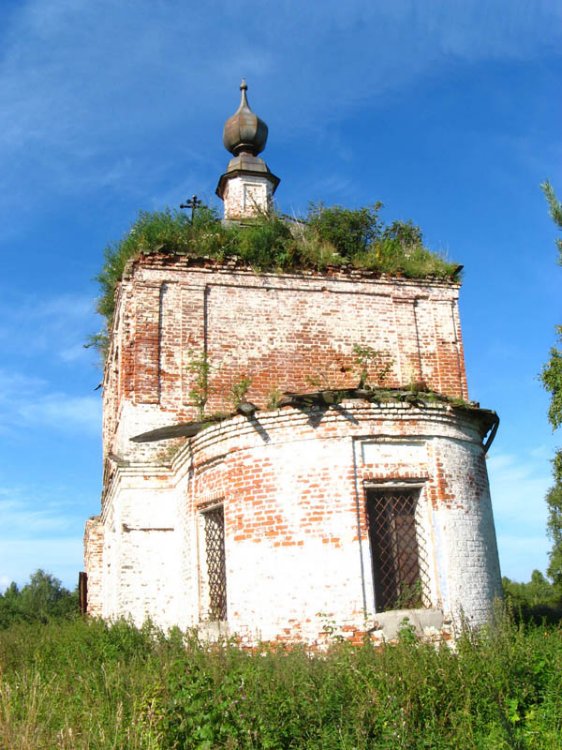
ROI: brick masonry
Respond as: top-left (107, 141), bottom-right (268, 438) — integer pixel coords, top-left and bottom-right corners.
top-left (221, 174), bottom-right (275, 221)
top-left (85, 256), bottom-right (501, 644)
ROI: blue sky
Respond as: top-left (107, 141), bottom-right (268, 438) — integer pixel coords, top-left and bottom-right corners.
top-left (0, 0), bottom-right (561, 591)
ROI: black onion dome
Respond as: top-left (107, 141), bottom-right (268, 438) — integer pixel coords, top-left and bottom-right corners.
top-left (223, 80), bottom-right (268, 156)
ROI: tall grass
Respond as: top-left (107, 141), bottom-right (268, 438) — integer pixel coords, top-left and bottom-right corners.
top-left (0, 612), bottom-right (560, 749)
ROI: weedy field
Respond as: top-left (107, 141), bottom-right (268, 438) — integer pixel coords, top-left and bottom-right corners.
top-left (0, 612), bottom-right (560, 749)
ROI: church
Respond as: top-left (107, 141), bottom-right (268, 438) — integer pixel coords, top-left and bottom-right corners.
top-left (84, 82), bottom-right (502, 644)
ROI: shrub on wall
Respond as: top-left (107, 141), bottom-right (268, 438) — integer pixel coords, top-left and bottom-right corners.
top-left (92, 203), bottom-right (460, 353)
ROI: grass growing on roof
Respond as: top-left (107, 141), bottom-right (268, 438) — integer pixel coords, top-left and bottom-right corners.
top-left (93, 203), bottom-right (460, 350)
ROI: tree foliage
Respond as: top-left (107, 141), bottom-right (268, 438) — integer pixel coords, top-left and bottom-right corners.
top-left (541, 181), bottom-right (562, 593)
top-left (502, 570), bottom-right (561, 623)
top-left (542, 338), bottom-right (562, 431)
top-left (0, 569), bottom-right (78, 628)
top-left (545, 453), bottom-right (562, 592)
top-left (542, 180), bottom-right (562, 257)
top-left (503, 569), bottom-right (556, 605)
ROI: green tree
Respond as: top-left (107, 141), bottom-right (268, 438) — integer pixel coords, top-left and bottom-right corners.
top-left (541, 181), bottom-right (562, 594)
top-left (502, 570), bottom-right (558, 606)
top-left (0, 569), bottom-right (77, 627)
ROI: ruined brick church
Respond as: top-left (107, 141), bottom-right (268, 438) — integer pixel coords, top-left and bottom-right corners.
top-left (84, 82), bottom-right (502, 644)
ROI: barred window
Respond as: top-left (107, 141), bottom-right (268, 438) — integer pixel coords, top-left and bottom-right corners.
top-left (366, 486), bottom-right (429, 612)
top-left (201, 505), bottom-right (227, 621)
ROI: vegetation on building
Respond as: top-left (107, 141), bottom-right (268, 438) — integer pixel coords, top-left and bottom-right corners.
top-left (93, 203), bottom-right (461, 349)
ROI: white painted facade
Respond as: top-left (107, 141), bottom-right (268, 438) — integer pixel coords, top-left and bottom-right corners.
top-left (86, 398), bottom-right (502, 645)
top-left (221, 173), bottom-right (275, 221)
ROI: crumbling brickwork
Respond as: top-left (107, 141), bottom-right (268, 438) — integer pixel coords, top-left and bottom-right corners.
top-left (83, 518), bottom-right (104, 617)
top-left (102, 258), bottom-right (468, 464)
top-left (86, 256), bottom-right (501, 644)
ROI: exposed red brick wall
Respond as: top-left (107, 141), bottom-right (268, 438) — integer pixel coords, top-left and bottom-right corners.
top-left (84, 517), bottom-right (104, 617)
top-left (103, 257), bottom-right (468, 455)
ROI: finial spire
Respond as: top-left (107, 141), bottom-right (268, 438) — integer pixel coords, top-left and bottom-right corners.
top-left (216, 80), bottom-right (280, 221)
top-left (223, 79), bottom-right (268, 157)
top-left (238, 79), bottom-right (250, 113)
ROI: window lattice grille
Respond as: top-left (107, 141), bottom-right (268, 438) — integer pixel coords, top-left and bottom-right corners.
top-left (203, 506), bottom-right (227, 620)
top-left (367, 487), bottom-right (430, 612)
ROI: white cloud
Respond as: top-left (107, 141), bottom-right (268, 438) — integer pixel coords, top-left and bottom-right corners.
top-left (0, 482), bottom-right (92, 590)
top-left (0, 292), bottom-right (98, 363)
top-left (487, 450), bottom-right (553, 580)
top-left (0, 538), bottom-right (84, 591)
top-left (59, 344), bottom-right (91, 363)
top-left (0, 366), bottom-right (101, 436)
top-left (0, 0), bottom-right (560, 218)
top-left (17, 393), bottom-right (101, 434)
top-left (0, 495), bottom-right (72, 534)
top-left (497, 535), bottom-right (550, 583)
top-left (0, 294), bottom-right (101, 434)
top-left (0, 293), bottom-right (101, 437)
top-left (0, 370), bottom-right (45, 396)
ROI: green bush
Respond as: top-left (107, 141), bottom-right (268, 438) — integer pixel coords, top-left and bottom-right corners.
top-left (0, 570), bottom-right (78, 628)
top-left (502, 571), bottom-right (562, 625)
top-left (95, 207), bottom-right (201, 323)
top-left (306, 203), bottom-right (383, 259)
top-left (148, 618), bottom-right (562, 750)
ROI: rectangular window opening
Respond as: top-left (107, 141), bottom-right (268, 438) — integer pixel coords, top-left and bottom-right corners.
top-left (202, 505), bottom-right (227, 621)
top-left (366, 486), bottom-right (429, 612)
